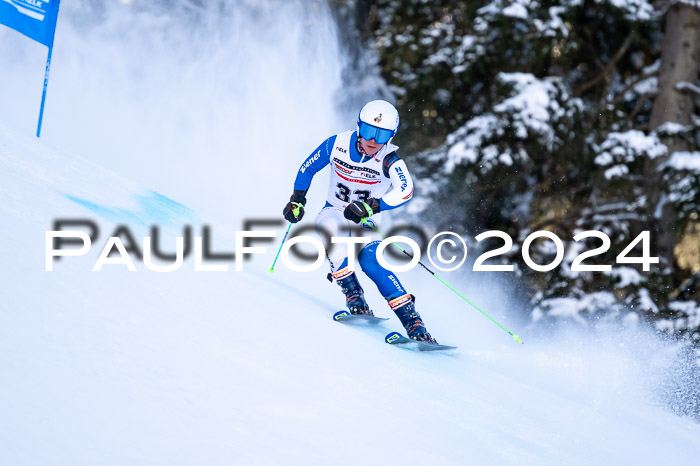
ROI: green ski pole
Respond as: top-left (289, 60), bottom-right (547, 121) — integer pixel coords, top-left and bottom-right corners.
top-left (269, 204), bottom-right (301, 273)
top-left (361, 219), bottom-right (523, 344)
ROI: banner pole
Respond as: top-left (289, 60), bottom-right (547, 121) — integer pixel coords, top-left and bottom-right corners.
top-left (36, 45), bottom-right (53, 138)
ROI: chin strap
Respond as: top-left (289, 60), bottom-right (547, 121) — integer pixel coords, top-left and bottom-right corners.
top-left (356, 138), bottom-right (380, 162)
top-left (355, 138), bottom-right (369, 158)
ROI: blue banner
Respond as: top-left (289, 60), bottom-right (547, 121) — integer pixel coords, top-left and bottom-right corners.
top-left (0, 0), bottom-right (61, 47)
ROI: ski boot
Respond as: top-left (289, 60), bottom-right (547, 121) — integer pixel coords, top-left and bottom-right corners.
top-left (335, 271), bottom-right (374, 316)
top-left (387, 294), bottom-right (438, 344)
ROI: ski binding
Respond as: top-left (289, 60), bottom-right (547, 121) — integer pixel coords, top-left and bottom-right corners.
top-left (333, 310), bottom-right (389, 324)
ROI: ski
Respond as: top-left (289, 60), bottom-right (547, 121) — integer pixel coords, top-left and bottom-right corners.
top-left (384, 331), bottom-right (457, 352)
top-left (332, 310), bottom-right (389, 324)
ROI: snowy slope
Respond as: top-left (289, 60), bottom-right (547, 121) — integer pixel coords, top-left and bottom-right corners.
top-left (2, 124), bottom-right (700, 465)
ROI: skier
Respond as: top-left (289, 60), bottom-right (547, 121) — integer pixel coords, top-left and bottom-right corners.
top-left (282, 100), bottom-right (436, 343)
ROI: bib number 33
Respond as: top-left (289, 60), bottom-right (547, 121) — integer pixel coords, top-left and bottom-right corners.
top-left (335, 183), bottom-right (370, 203)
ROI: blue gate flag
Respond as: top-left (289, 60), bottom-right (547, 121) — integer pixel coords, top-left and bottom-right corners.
top-left (0, 0), bottom-right (61, 47)
top-left (0, 0), bottom-right (61, 137)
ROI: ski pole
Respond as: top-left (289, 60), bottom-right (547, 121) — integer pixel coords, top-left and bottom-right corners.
top-left (269, 205), bottom-right (301, 273)
top-left (361, 219), bottom-right (523, 344)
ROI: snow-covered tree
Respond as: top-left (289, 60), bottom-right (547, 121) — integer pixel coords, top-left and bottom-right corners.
top-left (362, 0), bottom-right (700, 340)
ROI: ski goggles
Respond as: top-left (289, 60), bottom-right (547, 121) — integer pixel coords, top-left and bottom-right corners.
top-left (358, 121), bottom-right (395, 144)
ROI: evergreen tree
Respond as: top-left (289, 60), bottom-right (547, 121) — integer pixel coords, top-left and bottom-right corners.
top-left (362, 0), bottom-right (700, 340)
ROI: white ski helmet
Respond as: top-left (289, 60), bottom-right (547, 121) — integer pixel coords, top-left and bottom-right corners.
top-left (357, 100), bottom-right (400, 144)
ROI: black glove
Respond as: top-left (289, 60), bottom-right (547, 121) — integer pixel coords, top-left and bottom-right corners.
top-left (343, 198), bottom-right (381, 224)
top-left (283, 190), bottom-right (307, 223)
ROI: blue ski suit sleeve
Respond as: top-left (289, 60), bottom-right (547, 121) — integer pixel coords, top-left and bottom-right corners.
top-left (378, 155), bottom-right (414, 212)
top-left (293, 135), bottom-right (336, 191)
